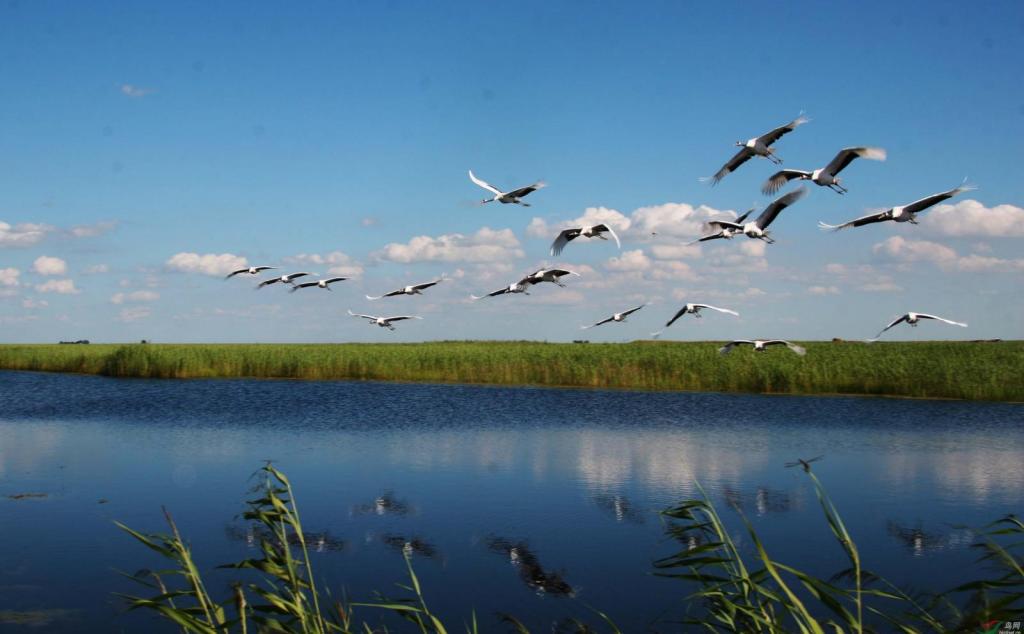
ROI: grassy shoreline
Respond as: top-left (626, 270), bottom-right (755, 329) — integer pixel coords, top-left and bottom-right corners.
top-left (1, 341), bottom-right (1020, 401)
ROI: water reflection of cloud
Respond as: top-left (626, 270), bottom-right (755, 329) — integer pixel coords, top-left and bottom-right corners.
top-left (883, 448), bottom-right (1024, 503)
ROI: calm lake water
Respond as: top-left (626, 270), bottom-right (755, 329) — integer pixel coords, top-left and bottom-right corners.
top-left (1, 370), bottom-right (1021, 632)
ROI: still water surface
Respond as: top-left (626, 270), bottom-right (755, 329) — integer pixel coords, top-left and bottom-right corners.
top-left (1, 371), bottom-right (1021, 631)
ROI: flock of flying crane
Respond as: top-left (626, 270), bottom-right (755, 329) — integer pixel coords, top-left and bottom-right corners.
top-left (225, 113), bottom-right (975, 351)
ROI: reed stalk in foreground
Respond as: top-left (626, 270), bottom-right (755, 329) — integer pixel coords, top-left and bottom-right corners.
top-left (116, 464), bottom-right (1021, 633)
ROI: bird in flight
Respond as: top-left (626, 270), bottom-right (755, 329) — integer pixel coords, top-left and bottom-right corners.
top-left (582, 304), bottom-right (646, 329)
top-left (718, 340), bottom-right (807, 356)
top-left (869, 312), bottom-right (967, 341)
top-left (468, 170), bottom-right (545, 206)
top-left (519, 268), bottom-right (580, 288)
top-left (471, 282), bottom-right (531, 300)
top-left (687, 209), bottom-right (755, 244)
top-left (819, 182), bottom-right (976, 231)
top-left (347, 310), bottom-right (423, 331)
top-left (704, 114), bottom-right (810, 185)
top-left (366, 278), bottom-right (446, 300)
top-left (290, 277), bottom-right (348, 292)
top-left (550, 224), bottom-right (620, 257)
top-left (762, 147), bottom-right (886, 195)
top-left (225, 265), bottom-right (275, 279)
top-left (692, 188), bottom-right (807, 244)
top-left (652, 303), bottom-right (739, 338)
top-left (257, 272), bottom-right (313, 289)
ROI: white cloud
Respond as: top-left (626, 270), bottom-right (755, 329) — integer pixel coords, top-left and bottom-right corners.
top-left (953, 254), bottom-right (1024, 272)
top-left (285, 251), bottom-right (363, 276)
top-left (22, 297), bottom-right (48, 309)
top-left (873, 236), bottom-right (957, 264)
top-left (375, 227), bottom-right (524, 263)
top-left (808, 285), bottom-right (840, 295)
top-left (859, 280), bottom-right (903, 293)
top-left (0, 221), bottom-right (53, 247)
top-left (872, 236), bottom-right (1024, 274)
top-left (166, 252), bottom-right (248, 277)
top-left (120, 84), bottom-right (155, 98)
top-left (0, 267), bottom-right (20, 287)
top-left (923, 199), bottom-right (1024, 238)
top-left (84, 264), bottom-right (110, 274)
top-left (361, 217), bottom-right (378, 227)
top-left (118, 306), bottom-right (152, 322)
top-left (111, 290), bottom-right (160, 304)
top-left (605, 249), bottom-right (651, 272)
top-left (70, 221), bottom-right (118, 238)
top-left (35, 279), bottom-right (79, 294)
top-left (32, 255), bottom-right (67, 276)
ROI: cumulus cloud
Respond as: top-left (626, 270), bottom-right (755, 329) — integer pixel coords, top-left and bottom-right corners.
top-left (32, 255), bottom-right (67, 276)
top-left (0, 267), bottom-right (20, 287)
top-left (70, 221), bottom-right (118, 238)
top-left (111, 290), bottom-right (160, 304)
top-left (166, 252), bottom-right (248, 277)
top-left (35, 279), bottom-right (79, 294)
top-left (872, 236), bottom-right (1024, 274)
top-left (0, 221), bottom-right (53, 247)
top-left (118, 306), bottom-right (152, 322)
top-left (375, 227), bottom-right (524, 263)
top-left (873, 236), bottom-right (957, 264)
top-left (22, 297), bottom-right (48, 309)
top-left (605, 249), bottom-right (651, 272)
top-left (1, 219), bottom-right (116, 248)
top-left (650, 244), bottom-right (701, 260)
top-left (120, 84), bottom-right (155, 98)
top-left (953, 254), bottom-right (1024, 272)
top-left (922, 200), bottom-right (1024, 238)
top-left (808, 285), bottom-right (840, 295)
top-left (285, 251), bottom-right (363, 276)
top-left (84, 264), bottom-right (110, 274)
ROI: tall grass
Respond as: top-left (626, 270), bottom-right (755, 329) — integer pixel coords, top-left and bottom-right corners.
top-left (1, 341), bottom-right (1021, 400)
top-left (117, 464), bottom-right (1022, 633)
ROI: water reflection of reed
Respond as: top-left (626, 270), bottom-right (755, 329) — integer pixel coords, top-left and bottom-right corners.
top-left (722, 486), bottom-right (797, 516)
top-left (592, 493), bottom-right (646, 524)
top-left (886, 521), bottom-right (975, 557)
top-left (224, 524), bottom-right (345, 553)
top-left (486, 537), bottom-right (574, 597)
top-left (349, 491), bottom-right (413, 517)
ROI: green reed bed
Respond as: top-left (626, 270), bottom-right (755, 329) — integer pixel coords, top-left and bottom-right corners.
top-left (0, 341), bottom-right (1021, 401)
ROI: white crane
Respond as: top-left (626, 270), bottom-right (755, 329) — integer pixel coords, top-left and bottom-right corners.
top-left (704, 114), bottom-right (810, 185)
top-left (719, 340), bottom-right (806, 356)
top-left (468, 170), bottom-right (545, 206)
top-left (582, 304), bottom-right (646, 329)
top-left (347, 310), bottom-right (423, 331)
top-left (652, 303), bottom-right (739, 338)
top-left (257, 272), bottom-right (313, 289)
top-left (225, 265), bottom-right (275, 279)
top-left (550, 224), bottom-right (620, 257)
top-left (520, 268), bottom-right (580, 288)
top-left (819, 182), bottom-right (976, 231)
top-left (366, 277), bottom-right (446, 300)
top-left (762, 147), bottom-right (886, 195)
top-left (691, 188), bottom-right (807, 244)
top-left (471, 282), bottom-right (530, 300)
top-left (289, 277), bottom-right (349, 292)
top-left (869, 312), bottom-right (967, 341)
top-left (687, 208), bottom-right (755, 244)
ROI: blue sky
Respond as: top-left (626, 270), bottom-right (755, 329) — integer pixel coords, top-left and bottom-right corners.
top-left (2, 1), bottom-right (1022, 342)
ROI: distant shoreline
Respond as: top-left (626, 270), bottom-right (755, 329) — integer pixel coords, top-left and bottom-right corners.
top-left (0, 341), bottom-right (1020, 402)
